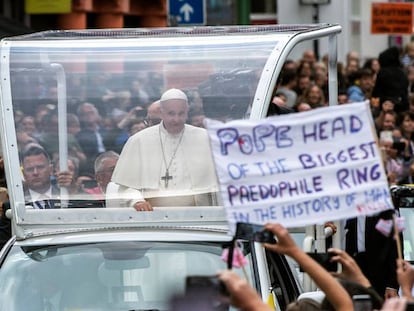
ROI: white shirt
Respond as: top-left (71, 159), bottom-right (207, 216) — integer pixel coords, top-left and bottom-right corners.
top-left (28, 187), bottom-right (52, 209)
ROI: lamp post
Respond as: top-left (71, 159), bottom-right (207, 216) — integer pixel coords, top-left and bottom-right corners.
top-left (299, 0), bottom-right (331, 60)
top-left (237, 0), bottom-right (251, 25)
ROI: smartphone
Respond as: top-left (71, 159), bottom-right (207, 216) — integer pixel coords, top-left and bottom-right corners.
top-left (134, 108), bottom-right (146, 118)
top-left (186, 275), bottom-right (226, 295)
top-left (81, 180), bottom-right (98, 189)
top-left (352, 294), bottom-right (372, 311)
top-left (183, 276), bottom-right (229, 311)
top-left (235, 222), bottom-right (276, 243)
top-left (407, 302), bottom-right (414, 311)
top-left (392, 141), bottom-right (406, 151)
top-left (304, 252), bottom-right (338, 272)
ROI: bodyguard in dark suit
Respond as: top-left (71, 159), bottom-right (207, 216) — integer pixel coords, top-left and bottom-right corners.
top-left (345, 209), bottom-right (401, 299)
top-left (21, 145), bottom-right (72, 208)
top-left (0, 145), bottom-right (85, 249)
top-left (0, 202), bottom-right (11, 249)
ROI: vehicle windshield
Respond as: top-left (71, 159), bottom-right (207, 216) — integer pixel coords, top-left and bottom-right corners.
top-left (0, 241), bottom-right (253, 310)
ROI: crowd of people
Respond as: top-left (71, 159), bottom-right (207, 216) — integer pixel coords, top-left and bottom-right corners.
top-left (10, 73), bottom-right (212, 202)
top-left (217, 222), bottom-right (414, 311)
top-left (9, 42), bottom-right (414, 202)
top-left (273, 44), bottom-right (414, 187)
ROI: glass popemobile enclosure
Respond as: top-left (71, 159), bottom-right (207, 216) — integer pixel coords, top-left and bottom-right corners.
top-left (0, 24), bottom-right (342, 236)
top-left (0, 24), bottom-right (341, 311)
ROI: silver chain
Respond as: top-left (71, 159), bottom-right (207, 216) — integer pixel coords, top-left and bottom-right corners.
top-left (159, 125), bottom-right (185, 180)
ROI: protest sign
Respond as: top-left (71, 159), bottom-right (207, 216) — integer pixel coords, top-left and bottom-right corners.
top-left (205, 102), bottom-right (393, 230)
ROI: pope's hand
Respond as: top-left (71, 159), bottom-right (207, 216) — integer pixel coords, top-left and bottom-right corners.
top-left (133, 201), bottom-right (153, 212)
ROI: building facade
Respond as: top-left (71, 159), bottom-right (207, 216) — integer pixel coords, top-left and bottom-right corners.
top-left (1, 0), bottom-right (411, 64)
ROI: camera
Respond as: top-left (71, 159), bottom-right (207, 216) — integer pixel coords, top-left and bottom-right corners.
top-left (134, 108), bottom-right (146, 118)
top-left (390, 185), bottom-right (414, 208)
top-left (352, 294), bottom-right (372, 311)
top-left (235, 222), bottom-right (276, 243)
top-left (168, 276), bottom-right (229, 311)
top-left (303, 252), bottom-right (338, 272)
top-left (186, 275), bottom-right (228, 296)
top-left (392, 141), bottom-right (406, 152)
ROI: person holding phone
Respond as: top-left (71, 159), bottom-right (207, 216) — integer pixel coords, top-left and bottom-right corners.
top-left (392, 111), bottom-right (414, 185)
top-left (218, 223), bottom-right (353, 311)
top-left (383, 137), bottom-right (412, 186)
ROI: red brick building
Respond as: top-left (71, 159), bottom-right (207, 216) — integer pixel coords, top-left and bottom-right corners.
top-left (30, 0), bottom-right (168, 30)
top-left (0, 1), bottom-right (276, 36)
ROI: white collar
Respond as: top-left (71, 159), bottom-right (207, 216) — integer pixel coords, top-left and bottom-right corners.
top-left (29, 187), bottom-right (52, 201)
top-left (159, 122), bottom-right (185, 138)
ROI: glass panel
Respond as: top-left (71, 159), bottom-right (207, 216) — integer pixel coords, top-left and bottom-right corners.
top-left (400, 207), bottom-right (414, 262)
top-left (0, 24), bottom-right (342, 226)
top-left (0, 241), bottom-right (253, 311)
top-left (7, 35), bottom-right (276, 209)
top-left (351, 0), bottom-right (360, 17)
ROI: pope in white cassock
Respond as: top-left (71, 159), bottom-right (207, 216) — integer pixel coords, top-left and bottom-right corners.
top-left (108, 88), bottom-right (219, 210)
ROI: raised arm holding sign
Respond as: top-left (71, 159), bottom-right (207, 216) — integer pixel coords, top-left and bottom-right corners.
top-left (206, 101), bottom-right (402, 299)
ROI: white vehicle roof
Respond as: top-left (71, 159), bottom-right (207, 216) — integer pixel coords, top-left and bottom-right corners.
top-left (0, 24), bottom-right (341, 239)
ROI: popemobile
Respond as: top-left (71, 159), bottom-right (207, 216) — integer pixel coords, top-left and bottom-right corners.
top-left (1, 23), bottom-right (406, 311)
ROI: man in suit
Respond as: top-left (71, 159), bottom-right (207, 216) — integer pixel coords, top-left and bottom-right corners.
top-left (0, 145), bottom-right (74, 249)
top-left (0, 202), bottom-right (11, 249)
top-left (76, 102), bottom-right (108, 176)
top-left (345, 209), bottom-right (401, 299)
top-left (22, 144), bottom-right (73, 208)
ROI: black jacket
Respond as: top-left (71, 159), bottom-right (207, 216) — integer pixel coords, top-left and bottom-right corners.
top-left (372, 46), bottom-right (409, 113)
top-left (345, 209), bottom-right (402, 297)
top-left (0, 202), bottom-right (11, 250)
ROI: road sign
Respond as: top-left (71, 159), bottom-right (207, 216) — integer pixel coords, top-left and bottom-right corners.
top-left (371, 2), bottom-right (414, 35)
top-left (168, 0), bottom-right (206, 26)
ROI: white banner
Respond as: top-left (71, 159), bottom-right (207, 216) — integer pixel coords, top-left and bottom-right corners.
top-left (205, 102), bottom-right (393, 230)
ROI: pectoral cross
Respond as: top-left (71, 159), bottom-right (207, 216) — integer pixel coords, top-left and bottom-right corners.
top-left (161, 170), bottom-right (173, 188)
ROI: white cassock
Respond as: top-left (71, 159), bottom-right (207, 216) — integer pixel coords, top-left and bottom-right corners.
top-left (108, 122), bottom-right (219, 207)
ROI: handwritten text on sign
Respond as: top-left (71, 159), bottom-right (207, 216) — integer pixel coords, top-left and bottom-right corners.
top-left (205, 102), bottom-right (393, 228)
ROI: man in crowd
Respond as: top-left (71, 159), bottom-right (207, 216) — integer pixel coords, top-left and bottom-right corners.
top-left (87, 150), bottom-right (119, 203)
top-left (95, 151), bottom-right (119, 194)
top-left (76, 102), bottom-right (108, 176)
top-left (110, 88), bottom-right (218, 210)
top-left (344, 209), bottom-right (401, 299)
top-left (145, 99), bottom-right (162, 126)
top-left (22, 144), bottom-right (73, 208)
top-left (0, 144), bottom-right (74, 247)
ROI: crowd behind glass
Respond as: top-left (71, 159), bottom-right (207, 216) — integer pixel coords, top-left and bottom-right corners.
top-left (7, 42), bottom-right (414, 202)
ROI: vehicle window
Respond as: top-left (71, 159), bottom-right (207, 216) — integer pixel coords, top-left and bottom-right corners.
top-left (0, 241), bottom-right (253, 310)
top-left (6, 35), bottom-right (276, 210)
top-left (400, 206), bottom-right (414, 262)
top-left (391, 188), bottom-right (414, 263)
top-left (266, 250), bottom-right (301, 310)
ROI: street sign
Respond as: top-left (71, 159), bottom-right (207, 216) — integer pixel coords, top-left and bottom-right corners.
top-left (25, 0), bottom-right (71, 14)
top-left (168, 0), bottom-right (206, 26)
top-left (371, 2), bottom-right (414, 35)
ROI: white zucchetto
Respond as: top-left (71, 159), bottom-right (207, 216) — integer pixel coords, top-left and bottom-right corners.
top-left (160, 88), bottom-right (188, 103)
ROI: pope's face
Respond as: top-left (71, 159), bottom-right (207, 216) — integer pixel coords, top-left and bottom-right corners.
top-left (160, 99), bottom-right (188, 134)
